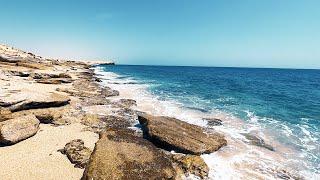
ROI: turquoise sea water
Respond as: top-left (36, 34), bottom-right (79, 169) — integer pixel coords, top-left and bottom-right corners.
top-left (99, 65), bottom-right (320, 177)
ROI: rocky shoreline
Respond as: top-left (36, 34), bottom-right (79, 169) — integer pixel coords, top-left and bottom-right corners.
top-left (0, 44), bottom-right (228, 179)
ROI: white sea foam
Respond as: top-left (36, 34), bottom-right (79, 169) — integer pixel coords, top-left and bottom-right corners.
top-left (94, 67), bottom-right (319, 179)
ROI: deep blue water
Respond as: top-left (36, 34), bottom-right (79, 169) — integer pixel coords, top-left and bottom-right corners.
top-left (100, 65), bottom-right (320, 173)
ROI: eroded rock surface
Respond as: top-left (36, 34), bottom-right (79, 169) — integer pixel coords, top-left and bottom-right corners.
top-left (0, 114), bottom-right (40, 145)
top-left (82, 128), bottom-right (176, 180)
top-left (112, 99), bottom-right (137, 108)
top-left (59, 139), bottom-right (92, 168)
top-left (172, 154), bottom-right (209, 179)
top-left (81, 114), bottom-right (133, 133)
top-left (0, 108), bottom-right (12, 122)
top-left (138, 114), bottom-right (227, 155)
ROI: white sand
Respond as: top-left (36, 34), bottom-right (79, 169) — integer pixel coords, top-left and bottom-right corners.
top-left (0, 123), bottom-right (98, 180)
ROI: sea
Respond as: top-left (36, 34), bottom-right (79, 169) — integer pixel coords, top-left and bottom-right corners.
top-left (95, 65), bottom-right (319, 179)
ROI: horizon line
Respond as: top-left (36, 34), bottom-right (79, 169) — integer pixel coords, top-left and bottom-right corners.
top-left (113, 63), bottom-right (320, 71)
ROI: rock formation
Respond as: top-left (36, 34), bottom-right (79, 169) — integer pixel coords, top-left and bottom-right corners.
top-left (82, 128), bottom-right (177, 180)
top-left (0, 114), bottom-right (40, 145)
top-left (138, 114), bottom-right (227, 155)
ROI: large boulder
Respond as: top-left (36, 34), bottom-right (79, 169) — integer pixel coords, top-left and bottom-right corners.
top-left (138, 114), bottom-right (227, 155)
top-left (0, 114), bottom-right (40, 145)
top-left (8, 93), bottom-right (70, 112)
top-left (82, 128), bottom-right (176, 180)
top-left (59, 139), bottom-right (92, 168)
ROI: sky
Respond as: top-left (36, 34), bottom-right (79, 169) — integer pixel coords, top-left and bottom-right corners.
top-left (0, 0), bottom-right (319, 69)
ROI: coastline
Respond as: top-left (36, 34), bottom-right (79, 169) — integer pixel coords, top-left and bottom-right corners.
top-left (0, 44), bottom-right (225, 179)
top-left (0, 44), bottom-right (316, 179)
top-left (94, 66), bottom-right (318, 179)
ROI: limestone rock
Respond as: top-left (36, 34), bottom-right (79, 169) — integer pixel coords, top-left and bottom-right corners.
top-left (0, 108), bottom-right (12, 122)
top-left (138, 114), bottom-right (227, 155)
top-left (82, 128), bottom-right (176, 180)
top-left (172, 154), bottom-right (209, 179)
top-left (0, 114), bottom-right (40, 145)
top-left (59, 139), bottom-right (92, 168)
top-left (114, 108), bottom-right (138, 122)
top-left (81, 114), bottom-right (133, 133)
top-left (100, 87), bottom-right (119, 97)
top-left (112, 99), bottom-right (137, 108)
top-left (9, 93), bottom-right (70, 112)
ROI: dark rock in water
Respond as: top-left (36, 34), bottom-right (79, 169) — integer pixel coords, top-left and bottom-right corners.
top-left (172, 154), bottom-right (209, 179)
top-left (203, 118), bottom-right (223, 126)
top-left (0, 114), bottom-right (40, 145)
top-left (59, 139), bottom-right (92, 168)
top-left (82, 128), bottom-right (176, 180)
top-left (138, 114), bottom-right (227, 155)
top-left (241, 133), bottom-right (274, 151)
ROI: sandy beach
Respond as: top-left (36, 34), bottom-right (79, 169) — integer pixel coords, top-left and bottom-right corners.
top-left (0, 123), bottom-right (98, 180)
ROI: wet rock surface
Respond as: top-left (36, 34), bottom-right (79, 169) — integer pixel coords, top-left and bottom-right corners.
top-left (241, 133), bottom-right (274, 151)
top-left (203, 118), bottom-right (223, 126)
top-left (172, 154), bottom-right (209, 179)
top-left (82, 128), bottom-right (177, 180)
top-left (138, 114), bottom-right (227, 155)
top-left (59, 139), bottom-right (92, 168)
top-left (0, 114), bottom-right (40, 145)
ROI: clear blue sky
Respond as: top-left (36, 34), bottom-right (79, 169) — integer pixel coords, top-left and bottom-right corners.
top-left (1, 0), bottom-right (319, 68)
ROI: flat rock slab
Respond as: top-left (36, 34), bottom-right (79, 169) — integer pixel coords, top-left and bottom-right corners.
top-left (8, 93), bottom-right (70, 112)
top-left (82, 128), bottom-right (176, 180)
top-left (138, 114), bottom-right (227, 155)
top-left (0, 114), bottom-right (40, 145)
